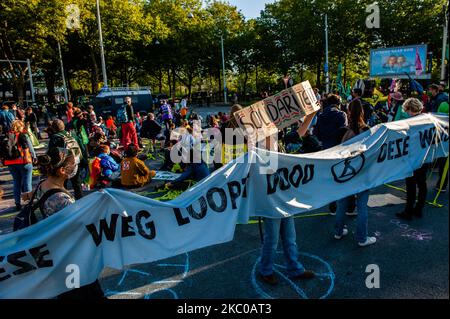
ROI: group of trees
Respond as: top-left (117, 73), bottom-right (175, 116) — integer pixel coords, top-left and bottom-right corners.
top-left (0, 0), bottom-right (447, 104)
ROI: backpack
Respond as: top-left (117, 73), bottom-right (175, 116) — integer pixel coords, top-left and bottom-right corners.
top-left (117, 105), bottom-right (129, 124)
top-left (55, 131), bottom-right (82, 163)
top-left (0, 133), bottom-right (21, 161)
top-left (13, 184), bottom-right (70, 231)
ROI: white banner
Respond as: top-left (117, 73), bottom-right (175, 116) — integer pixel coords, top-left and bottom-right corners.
top-left (0, 114), bottom-right (448, 298)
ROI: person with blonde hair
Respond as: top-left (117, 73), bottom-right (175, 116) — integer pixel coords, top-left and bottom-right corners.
top-left (1, 120), bottom-right (36, 211)
top-left (397, 98), bottom-right (428, 220)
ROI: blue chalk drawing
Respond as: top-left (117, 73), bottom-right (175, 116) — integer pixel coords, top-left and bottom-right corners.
top-left (251, 251), bottom-right (335, 299)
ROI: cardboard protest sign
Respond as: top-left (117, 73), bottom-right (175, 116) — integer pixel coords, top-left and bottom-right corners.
top-left (233, 101), bottom-right (279, 142)
top-left (290, 81), bottom-right (321, 115)
top-left (234, 81), bottom-right (320, 141)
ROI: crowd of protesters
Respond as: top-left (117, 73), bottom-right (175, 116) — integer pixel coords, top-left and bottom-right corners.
top-left (0, 79), bottom-right (448, 296)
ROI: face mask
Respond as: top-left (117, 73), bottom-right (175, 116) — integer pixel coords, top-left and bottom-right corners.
top-left (66, 164), bottom-right (78, 179)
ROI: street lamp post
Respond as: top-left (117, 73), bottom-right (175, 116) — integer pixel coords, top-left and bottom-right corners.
top-left (57, 42), bottom-right (69, 102)
top-left (96, 0), bottom-right (108, 88)
top-left (220, 33), bottom-right (227, 104)
top-left (441, 5), bottom-right (448, 83)
top-left (324, 14), bottom-right (330, 94)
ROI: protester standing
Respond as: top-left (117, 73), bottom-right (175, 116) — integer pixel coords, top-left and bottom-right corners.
top-left (25, 106), bottom-right (39, 137)
top-left (26, 147), bottom-right (105, 299)
top-left (119, 96), bottom-right (139, 149)
top-left (427, 84), bottom-right (449, 113)
top-left (48, 119), bottom-right (84, 200)
top-left (333, 99), bottom-right (376, 247)
top-left (2, 120), bottom-right (36, 211)
top-left (259, 111), bottom-right (318, 285)
top-left (396, 98), bottom-right (430, 220)
top-left (0, 104), bottom-right (15, 135)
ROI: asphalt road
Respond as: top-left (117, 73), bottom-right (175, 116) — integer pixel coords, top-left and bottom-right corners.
top-left (0, 106), bottom-right (448, 299)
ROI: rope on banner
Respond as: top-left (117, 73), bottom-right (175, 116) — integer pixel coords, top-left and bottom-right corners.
top-left (430, 156), bottom-right (449, 208)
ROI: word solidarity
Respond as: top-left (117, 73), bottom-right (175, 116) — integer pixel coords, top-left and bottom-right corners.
top-left (234, 80), bottom-right (320, 141)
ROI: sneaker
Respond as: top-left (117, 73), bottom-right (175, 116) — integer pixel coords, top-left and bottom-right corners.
top-left (396, 212), bottom-right (412, 221)
top-left (260, 273), bottom-right (278, 285)
top-left (358, 236), bottom-right (377, 247)
top-left (346, 210), bottom-right (358, 216)
top-left (334, 228), bottom-right (349, 240)
top-left (291, 270), bottom-right (315, 280)
top-left (329, 212), bottom-right (336, 216)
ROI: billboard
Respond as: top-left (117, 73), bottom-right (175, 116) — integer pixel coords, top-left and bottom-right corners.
top-left (370, 44), bottom-right (428, 78)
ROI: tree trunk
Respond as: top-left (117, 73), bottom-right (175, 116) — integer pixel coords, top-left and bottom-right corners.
top-left (243, 70), bottom-right (248, 102)
top-left (158, 67), bottom-right (163, 93)
top-left (218, 66), bottom-right (222, 102)
top-left (90, 48), bottom-right (99, 93)
top-left (343, 56), bottom-right (347, 86)
top-left (255, 63), bottom-right (258, 94)
top-left (167, 68), bottom-right (172, 97)
top-left (316, 60), bottom-right (322, 88)
top-left (172, 65), bottom-right (176, 101)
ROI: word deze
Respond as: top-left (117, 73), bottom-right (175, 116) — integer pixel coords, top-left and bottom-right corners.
top-left (85, 210), bottom-right (155, 246)
top-left (0, 244), bottom-right (53, 282)
top-left (173, 176), bottom-right (249, 226)
top-left (377, 136), bottom-right (409, 163)
top-left (267, 164), bottom-right (314, 194)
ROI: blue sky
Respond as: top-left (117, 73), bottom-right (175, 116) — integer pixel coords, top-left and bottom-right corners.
top-left (226, 0), bottom-right (276, 19)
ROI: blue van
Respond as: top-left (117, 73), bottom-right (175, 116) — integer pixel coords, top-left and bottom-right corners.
top-left (94, 86), bottom-right (154, 117)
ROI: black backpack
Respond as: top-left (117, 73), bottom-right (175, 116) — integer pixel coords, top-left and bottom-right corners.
top-left (0, 133), bottom-right (21, 161)
top-left (13, 184), bottom-right (70, 231)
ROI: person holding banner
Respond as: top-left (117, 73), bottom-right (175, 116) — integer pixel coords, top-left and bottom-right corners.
top-left (27, 147), bottom-right (105, 299)
top-left (334, 99), bottom-right (376, 247)
top-left (396, 98), bottom-right (430, 220)
top-left (259, 111), bottom-right (318, 285)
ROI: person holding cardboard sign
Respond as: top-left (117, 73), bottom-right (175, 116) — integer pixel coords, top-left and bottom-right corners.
top-left (259, 111), bottom-right (318, 286)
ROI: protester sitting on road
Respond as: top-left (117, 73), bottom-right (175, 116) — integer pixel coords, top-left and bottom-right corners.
top-left (333, 99), bottom-right (376, 247)
top-left (396, 98), bottom-right (430, 220)
top-left (105, 115), bottom-right (117, 135)
top-left (1, 120), bottom-right (36, 211)
top-left (30, 147), bottom-right (105, 299)
top-left (120, 144), bottom-right (155, 188)
top-left (97, 144), bottom-right (120, 181)
top-left (165, 152), bottom-right (209, 189)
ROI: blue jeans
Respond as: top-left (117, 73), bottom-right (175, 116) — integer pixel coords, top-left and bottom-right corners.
top-left (334, 190), bottom-right (370, 243)
top-left (8, 164), bottom-right (33, 206)
top-left (260, 217), bottom-right (305, 277)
